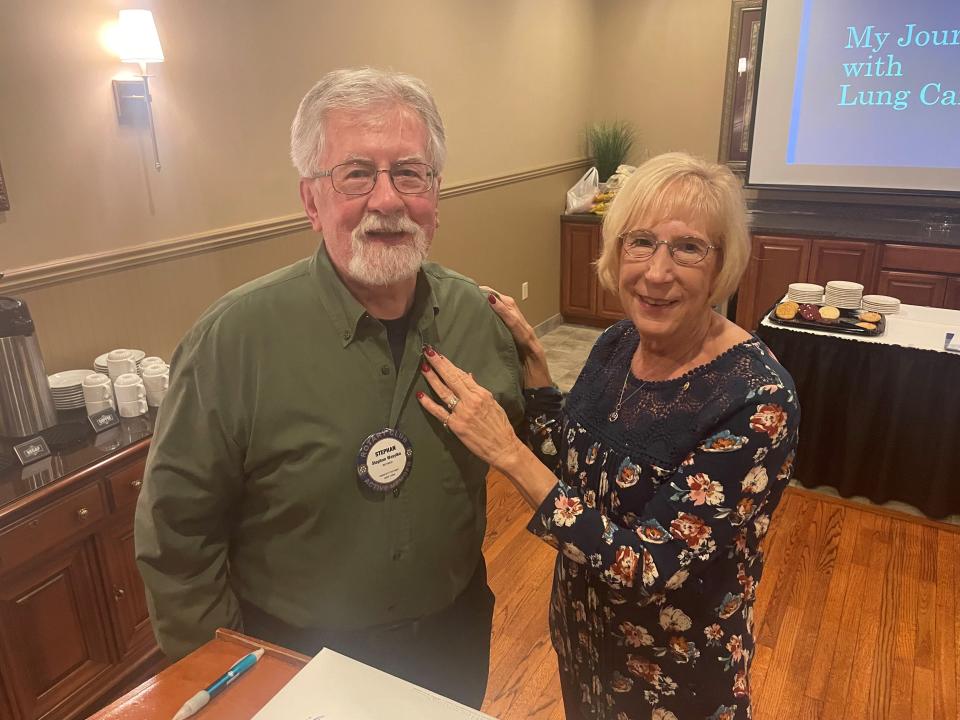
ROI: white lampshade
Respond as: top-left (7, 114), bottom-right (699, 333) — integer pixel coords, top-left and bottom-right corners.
top-left (117, 10), bottom-right (164, 64)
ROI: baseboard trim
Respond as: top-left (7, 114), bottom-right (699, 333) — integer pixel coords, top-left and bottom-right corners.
top-left (0, 159), bottom-right (590, 295)
top-left (533, 313), bottom-right (564, 337)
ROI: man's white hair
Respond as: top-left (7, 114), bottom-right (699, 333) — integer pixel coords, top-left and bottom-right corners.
top-left (290, 67), bottom-right (447, 177)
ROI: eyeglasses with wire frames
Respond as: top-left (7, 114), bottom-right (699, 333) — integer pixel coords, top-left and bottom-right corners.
top-left (312, 161), bottom-right (437, 196)
top-left (618, 230), bottom-right (719, 266)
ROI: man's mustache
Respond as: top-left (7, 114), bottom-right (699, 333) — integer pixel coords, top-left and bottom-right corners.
top-left (356, 213), bottom-right (420, 235)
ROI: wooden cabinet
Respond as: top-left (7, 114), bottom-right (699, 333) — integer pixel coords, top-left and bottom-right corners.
top-left (0, 540), bottom-right (113, 720)
top-left (736, 235), bottom-right (812, 331)
top-left (0, 441), bottom-right (162, 720)
top-left (876, 271), bottom-right (947, 307)
top-left (99, 516), bottom-right (153, 664)
top-left (807, 239), bottom-right (878, 289)
top-left (946, 278), bottom-right (960, 310)
top-left (560, 217), bottom-right (624, 327)
top-left (735, 232), bottom-right (960, 330)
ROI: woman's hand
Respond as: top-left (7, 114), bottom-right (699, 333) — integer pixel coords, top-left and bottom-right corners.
top-left (417, 346), bottom-right (559, 509)
top-left (417, 346), bottom-right (527, 471)
top-left (480, 287), bottom-right (554, 388)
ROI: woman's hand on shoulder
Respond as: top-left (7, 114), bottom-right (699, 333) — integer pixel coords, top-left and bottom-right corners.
top-left (480, 286), bottom-right (554, 388)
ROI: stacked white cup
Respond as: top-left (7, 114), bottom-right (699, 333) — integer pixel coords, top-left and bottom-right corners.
top-left (107, 349), bottom-right (137, 381)
top-left (141, 362), bottom-right (169, 407)
top-left (139, 357), bottom-right (165, 375)
top-left (82, 373), bottom-right (115, 416)
top-left (115, 373), bottom-right (148, 417)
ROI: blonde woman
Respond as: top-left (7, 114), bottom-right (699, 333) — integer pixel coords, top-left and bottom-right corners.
top-left (418, 152), bottom-right (799, 719)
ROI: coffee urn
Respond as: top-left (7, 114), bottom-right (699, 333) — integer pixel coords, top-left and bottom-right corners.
top-left (0, 297), bottom-right (58, 438)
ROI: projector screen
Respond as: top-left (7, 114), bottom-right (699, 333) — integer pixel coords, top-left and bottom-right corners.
top-left (748, 0), bottom-right (960, 194)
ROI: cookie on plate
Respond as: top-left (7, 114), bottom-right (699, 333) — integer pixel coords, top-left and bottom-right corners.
top-left (798, 303), bottom-right (820, 321)
top-left (818, 305), bottom-right (840, 321)
top-left (856, 321), bottom-right (877, 331)
top-left (775, 301), bottom-right (799, 320)
top-left (859, 311), bottom-right (882, 323)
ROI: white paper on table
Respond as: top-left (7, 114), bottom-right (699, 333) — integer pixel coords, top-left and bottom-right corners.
top-left (947, 332), bottom-right (960, 352)
top-left (251, 648), bottom-right (498, 720)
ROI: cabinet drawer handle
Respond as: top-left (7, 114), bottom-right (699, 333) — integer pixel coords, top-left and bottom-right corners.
top-left (76, 507), bottom-right (90, 520)
top-left (130, 479), bottom-right (143, 489)
top-left (114, 587), bottom-right (126, 601)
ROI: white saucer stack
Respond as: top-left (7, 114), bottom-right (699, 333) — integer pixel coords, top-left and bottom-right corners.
top-left (862, 294), bottom-right (901, 314)
top-left (824, 280), bottom-right (864, 309)
top-left (787, 283), bottom-right (824, 303)
top-left (48, 369), bottom-right (94, 410)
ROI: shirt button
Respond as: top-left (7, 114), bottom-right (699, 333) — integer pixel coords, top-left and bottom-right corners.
top-left (381, 365), bottom-right (391, 375)
top-left (343, 331), bottom-right (351, 340)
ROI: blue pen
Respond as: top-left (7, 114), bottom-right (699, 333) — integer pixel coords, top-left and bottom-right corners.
top-left (171, 648), bottom-right (264, 720)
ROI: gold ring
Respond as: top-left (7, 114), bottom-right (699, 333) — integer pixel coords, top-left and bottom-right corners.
top-left (447, 396), bottom-right (460, 412)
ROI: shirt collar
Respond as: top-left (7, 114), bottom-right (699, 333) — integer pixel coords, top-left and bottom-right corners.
top-left (310, 241), bottom-right (440, 347)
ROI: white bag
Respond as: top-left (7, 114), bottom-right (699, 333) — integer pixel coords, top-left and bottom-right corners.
top-left (565, 167), bottom-right (598, 214)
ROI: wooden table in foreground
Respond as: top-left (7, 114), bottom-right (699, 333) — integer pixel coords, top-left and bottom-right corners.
top-left (87, 629), bottom-right (309, 720)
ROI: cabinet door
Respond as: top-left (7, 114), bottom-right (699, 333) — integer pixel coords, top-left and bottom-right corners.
top-left (877, 271), bottom-right (947, 307)
top-left (594, 235), bottom-right (625, 322)
top-left (808, 239), bottom-right (877, 289)
top-left (561, 222), bottom-right (598, 319)
top-left (736, 235), bottom-right (811, 330)
top-left (99, 516), bottom-right (154, 664)
top-left (0, 540), bottom-right (112, 720)
top-left (945, 278), bottom-right (960, 311)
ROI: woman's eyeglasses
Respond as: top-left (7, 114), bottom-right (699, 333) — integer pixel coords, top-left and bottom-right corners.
top-left (618, 230), bottom-right (719, 266)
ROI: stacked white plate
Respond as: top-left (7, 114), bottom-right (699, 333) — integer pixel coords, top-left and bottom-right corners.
top-left (48, 369), bottom-right (94, 410)
top-left (787, 282), bottom-right (824, 303)
top-left (824, 280), bottom-right (864, 309)
top-left (94, 349), bottom-right (146, 374)
top-left (862, 294), bottom-right (901, 314)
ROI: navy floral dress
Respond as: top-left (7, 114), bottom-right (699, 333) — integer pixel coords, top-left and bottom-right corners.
top-left (525, 321), bottom-right (799, 720)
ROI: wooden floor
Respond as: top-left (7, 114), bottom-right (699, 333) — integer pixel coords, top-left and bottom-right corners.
top-left (480, 472), bottom-right (960, 719)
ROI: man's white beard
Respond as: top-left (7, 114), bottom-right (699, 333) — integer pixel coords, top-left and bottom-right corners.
top-left (346, 212), bottom-right (430, 287)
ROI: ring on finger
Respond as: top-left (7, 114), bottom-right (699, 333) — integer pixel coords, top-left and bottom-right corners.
top-left (446, 396), bottom-right (460, 412)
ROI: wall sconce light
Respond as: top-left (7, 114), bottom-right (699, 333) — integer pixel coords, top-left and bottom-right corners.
top-left (112, 10), bottom-right (165, 171)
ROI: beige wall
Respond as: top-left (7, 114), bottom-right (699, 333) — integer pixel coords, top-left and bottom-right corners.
top-left (0, 0), bottom-right (740, 375)
top-left (594, 0), bottom-right (731, 162)
top-left (0, 0), bottom-right (595, 270)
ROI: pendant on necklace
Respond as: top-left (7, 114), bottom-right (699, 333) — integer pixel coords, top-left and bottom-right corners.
top-left (607, 410), bottom-right (619, 422)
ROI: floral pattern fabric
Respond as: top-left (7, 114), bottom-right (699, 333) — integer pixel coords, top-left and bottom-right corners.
top-left (525, 321), bottom-right (799, 720)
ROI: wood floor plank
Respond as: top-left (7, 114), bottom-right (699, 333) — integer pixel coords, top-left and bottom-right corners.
top-left (778, 502), bottom-right (846, 705)
top-left (804, 506), bottom-right (860, 701)
top-left (934, 531), bottom-right (958, 719)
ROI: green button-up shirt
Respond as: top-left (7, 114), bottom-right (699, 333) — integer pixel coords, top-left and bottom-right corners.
top-left (135, 243), bottom-right (523, 659)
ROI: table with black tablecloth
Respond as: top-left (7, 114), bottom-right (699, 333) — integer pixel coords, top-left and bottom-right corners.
top-left (757, 303), bottom-right (960, 519)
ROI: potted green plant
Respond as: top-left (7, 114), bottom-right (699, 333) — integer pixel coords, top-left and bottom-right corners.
top-left (587, 121), bottom-right (635, 183)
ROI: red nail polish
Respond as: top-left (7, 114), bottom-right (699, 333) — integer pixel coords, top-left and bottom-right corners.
top-left (425, 346), bottom-right (436, 356)
top-left (416, 391), bottom-right (424, 400)
top-left (421, 361), bottom-right (431, 372)
top-left (488, 294), bottom-right (497, 304)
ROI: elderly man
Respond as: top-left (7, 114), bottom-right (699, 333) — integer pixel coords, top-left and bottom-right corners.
top-left (135, 68), bottom-right (523, 707)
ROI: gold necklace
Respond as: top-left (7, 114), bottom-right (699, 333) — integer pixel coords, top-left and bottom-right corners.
top-left (608, 368), bottom-right (647, 422)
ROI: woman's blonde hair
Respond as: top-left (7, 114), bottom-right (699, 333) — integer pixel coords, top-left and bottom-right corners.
top-left (596, 152), bottom-right (750, 306)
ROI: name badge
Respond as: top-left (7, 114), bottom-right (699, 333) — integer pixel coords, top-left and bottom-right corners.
top-left (357, 428), bottom-right (413, 492)
top-left (13, 436), bottom-right (52, 466)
